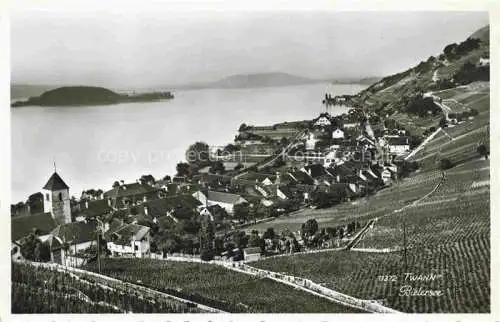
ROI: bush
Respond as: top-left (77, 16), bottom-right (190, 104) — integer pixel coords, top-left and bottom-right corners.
top-left (440, 159), bottom-right (454, 170)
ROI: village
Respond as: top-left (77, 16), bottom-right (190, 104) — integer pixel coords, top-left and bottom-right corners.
top-left (11, 93), bottom-right (428, 267)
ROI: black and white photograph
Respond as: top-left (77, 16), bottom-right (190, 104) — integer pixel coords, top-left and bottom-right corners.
top-left (5, 1), bottom-right (494, 317)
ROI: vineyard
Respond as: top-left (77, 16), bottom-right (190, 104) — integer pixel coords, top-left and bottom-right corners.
top-left (251, 234), bottom-right (490, 313)
top-left (358, 160), bottom-right (489, 249)
top-left (12, 262), bottom-right (203, 313)
top-left (84, 258), bottom-right (361, 313)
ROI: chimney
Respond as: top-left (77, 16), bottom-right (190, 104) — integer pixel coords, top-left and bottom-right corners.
top-left (85, 200), bottom-right (89, 209)
top-left (143, 195), bottom-right (147, 203)
top-left (144, 205), bottom-right (148, 216)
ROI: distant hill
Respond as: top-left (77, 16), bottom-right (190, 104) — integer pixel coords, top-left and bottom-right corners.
top-left (11, 86), bottom-right (174, 107)
top-left (171, 72), bottom-right (327, 90)
top-left (209, 72), bottom-right (320, 88)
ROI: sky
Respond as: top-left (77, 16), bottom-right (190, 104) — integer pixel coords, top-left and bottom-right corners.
top-left (11, 9), bottom-right (488, 88)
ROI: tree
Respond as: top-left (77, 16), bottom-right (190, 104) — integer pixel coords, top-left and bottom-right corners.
top-left (232, 231), bottom-right (249, 249)
top-left (248, 233), bottom-right (263, 248)
top-left (238, 123), bottom-right (248, 132)
top-left (162, 175), bottom-right (171, 182)
top-left (302, 218), bottom-right (319, 238)
top-left (233, 203), bottom-right (250, 222)
top-left (439, 117), bottom-right (448, 128)
top-left (477, 144), bottom-right (489, 160)
top-left (440, 158), bottom-right (453, 170)
top-left (263, 227), bottom-right (276, 240)
top-left (209, 161), bottom-right (225, 174)
top-left (185, 141), bottom-right (210, 166)
top-left (176, 162), bottom-right (191, 177)
top-left (112, 181), bottom-right (120, 188)
top-left (443, 43), bottom-right (458, 60)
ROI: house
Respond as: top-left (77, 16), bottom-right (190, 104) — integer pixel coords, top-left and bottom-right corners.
top-left (106, 223), bottom-right (151, 258)
top-left (11, 212), bottom-right (58, 243)
top-left (192, 190), bottom-right (247, 214)
top-left (331, 128), bottom-right (345, 139)
top-left (301, 164), bottom-right (334, 185)
top-left (73, 198), bottom-right (114, 222)
top-left (286, 170), bottom-right (315, 185)
top-left (136, 194), bottom-right (202, 222)
top-left (381, 168), bottom-right (392, 185)
top-left (49, 221), bottom-right (98, 267)
top-left (243, 247), bottom-right (262, 262)
top-left (198, 207), bottom-right (215, 221)
top-left (313, 115), bottom-right (332, 127)
top-left (103, 182), bottom-right (162, 209)
top-left (305, 132), bottom-right (317, 151)
top-left (387, 137), bottom-right (411, 155)
top-left (276, 185), bottom-right (293, 200)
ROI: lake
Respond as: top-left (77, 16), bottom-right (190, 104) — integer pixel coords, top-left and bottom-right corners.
top-left (11, 83), bottom-right (366, 202)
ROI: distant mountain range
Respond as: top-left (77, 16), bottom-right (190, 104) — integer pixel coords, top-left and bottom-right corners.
top-left (167, 72), bottom-right (380, 90)
top-left (11, 73), bottom-right (380, 98)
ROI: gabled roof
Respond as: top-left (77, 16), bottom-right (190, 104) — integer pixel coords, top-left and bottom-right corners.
top-left (73, 199), bottom-right (113, 218)
top-left (139, 194), bottom-right (202, 217)
top-left (43, 172), bottom-right (69, 190)
top-left (303, 164), bottom-right (333, 179)
top-left (244, 247), bottom-right (262, 254)
top-left (51, 221), bottom-right (97, 245)
top-left (287, 171), bottom-right (314, 185)
top-left (387, 136), bottom-right (410, 146)
top-left (11, 212), bottom-right (57, 241)
top-left (103, 182), bottom-right (160, 199)
top-left (207, 190), bottom-right (246, 205)
top-left (109, 223), bottom-right (150, 246)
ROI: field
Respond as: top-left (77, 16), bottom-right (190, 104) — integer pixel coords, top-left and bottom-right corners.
top-left (12, 262), bottom-right (201, 313)
top-left (84, 258), bottom-right (362, 313)
top-left (252, 233), bottom-right (489, 313)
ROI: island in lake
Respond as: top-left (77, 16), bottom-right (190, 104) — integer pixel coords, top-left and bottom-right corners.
top-left (11, 86), bottom-right (174, 107)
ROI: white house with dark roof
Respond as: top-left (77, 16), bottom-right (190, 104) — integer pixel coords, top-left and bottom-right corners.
top-left (314, 115), bottom-right (332, 127)
top-left (49, 221), bottom-right (98, 266)
top-left (331, 128), bottom-right (345, 139)
top-left (42, 172), bottom-right (72, 225)
top-left (192, 190), bottom-right (247, 214)
top-left (106, 223), bottom-right (151, 258)
top-left (386, 137), bottom-right (411, 155)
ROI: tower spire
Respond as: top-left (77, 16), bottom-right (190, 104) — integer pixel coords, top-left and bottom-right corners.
top-left (54, 159), bottom-right (57, 173)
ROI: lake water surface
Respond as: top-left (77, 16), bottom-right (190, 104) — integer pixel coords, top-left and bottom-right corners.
top-left (11, 83), bottom-right (366, 202)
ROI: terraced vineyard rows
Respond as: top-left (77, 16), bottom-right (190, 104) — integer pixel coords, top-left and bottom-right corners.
top-left (252, 234), bottom-right (490, 313)
top-left (12, 262), bottom-right (202, 313)
top-left (358, 160), bottom-right (489, 249)
top-left (84, 258), bottom-right (361, 313)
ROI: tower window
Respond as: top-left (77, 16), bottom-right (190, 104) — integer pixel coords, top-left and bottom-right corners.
top-left (58, 193), bottom-right (63, 201)
top-left (46, 193), bottom-right (50, 201)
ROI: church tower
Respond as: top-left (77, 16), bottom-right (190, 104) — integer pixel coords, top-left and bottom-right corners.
top-left (42, 171), bottom-right (72, 225)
